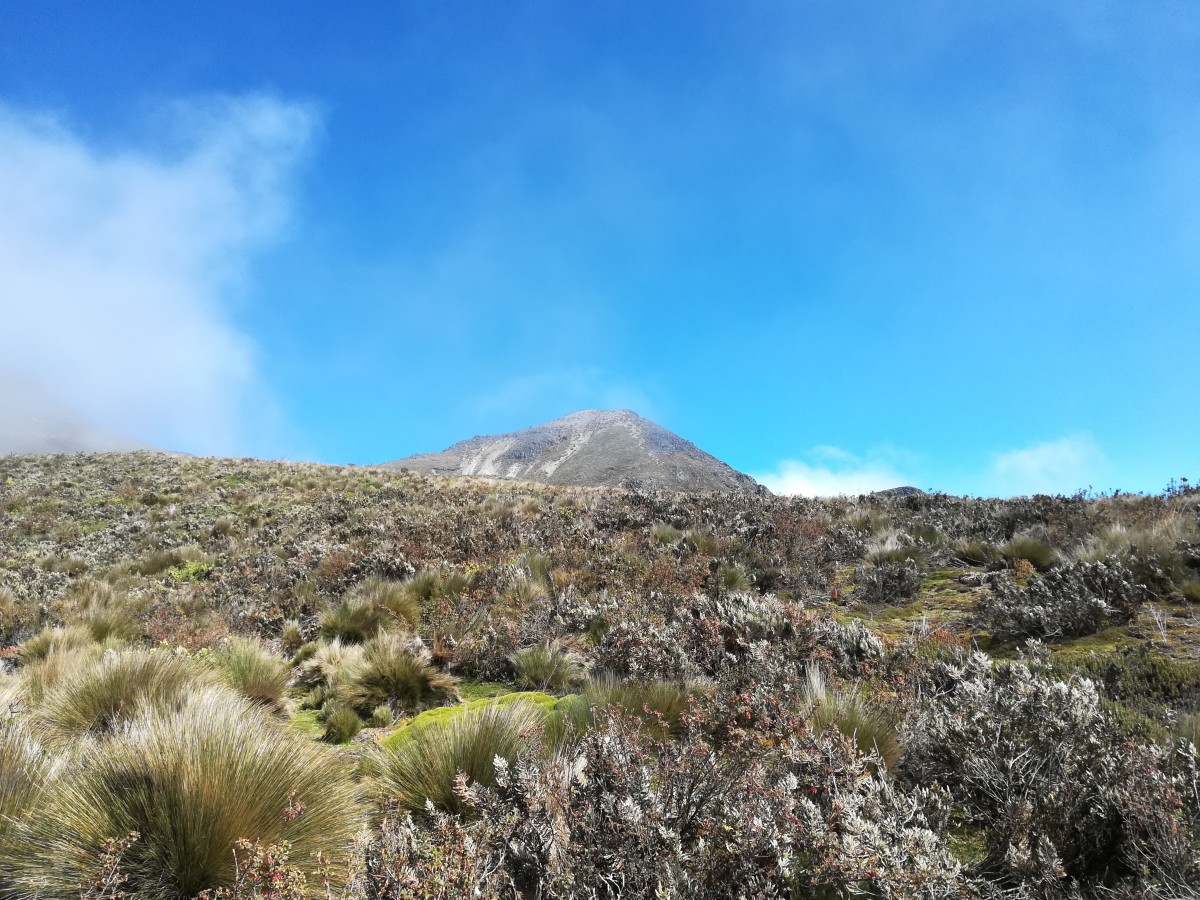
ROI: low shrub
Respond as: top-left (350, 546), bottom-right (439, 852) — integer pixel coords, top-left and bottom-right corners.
top-left (1053, 645), bottom-right (1200, 716)
top-left (857, 558), bottom-right (923, 604)
top-left (358, 810), bottom-right (512, 900)
top-left (978, 557), bottom-right (1147, 642)
top-left (478, 708), bottom-right (961, 899)
top-left (902, 651), bottom-right (1196, 893)
top-left (8, 686), bottom-right (363, 899)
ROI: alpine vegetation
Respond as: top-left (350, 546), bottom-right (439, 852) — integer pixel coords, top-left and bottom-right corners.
top-left (0, 451), bottom-right (1197, 898)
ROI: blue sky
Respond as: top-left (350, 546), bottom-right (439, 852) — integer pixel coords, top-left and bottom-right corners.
top-left (1, 2), bottom-right (1196, 496)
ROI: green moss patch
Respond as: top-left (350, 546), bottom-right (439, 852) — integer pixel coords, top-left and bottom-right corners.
top-left (379, 691), bottom-right (558, 752)
top-left (459, 680), bottom-right (515, 701)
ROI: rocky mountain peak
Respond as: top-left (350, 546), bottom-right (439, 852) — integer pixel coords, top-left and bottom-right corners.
top-left (382, 409), bottom-right (764, 494)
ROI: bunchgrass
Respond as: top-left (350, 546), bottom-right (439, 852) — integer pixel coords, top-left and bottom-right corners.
top-left (371, 699), bottom-right (544, 815)
top-left (651, 523), bottom-right (682, 546)
top-left (295, 638), bottom-right (365, 695)
top-left (954, 539), bottom-right (1004, 566)
top-left (802, 665), bottom-right (902, 771)
top-left (9, 686), bottom-right (363, 899)
top-left (335, 632), bottom-right (458, 716)
top-left (510, 643), bottom-right (586, 693)
top-left (21, 645), bottom-right (105, 704)
top-left (548, 677), bottom-right (692, 743)
top-left (355, 577), bottom-right (422, 631)
top-left (0, 720), bottom-right (51, 868)
top-left (32, 649), bottom-right (203, 747)
top-left (321, 702), bottom-right (363, 744)
top-left (319, 591), bottom-right (384, 643)
top-left (281, 619), bottom-right (304, 655)
top-left (208, 637), bottom-right (290, 709)
top-left (1002, 535), bottom-right (1059, 572)
top-left (17, 624), bottom-right (96, 665)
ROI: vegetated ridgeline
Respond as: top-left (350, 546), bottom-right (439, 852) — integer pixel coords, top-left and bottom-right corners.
top-left (382, 408), bottom-right (768, 494)
top-left (1, 451), bottom-right (1199, 899)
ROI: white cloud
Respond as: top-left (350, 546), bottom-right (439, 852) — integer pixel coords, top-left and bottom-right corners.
top-left (0, 96), bottom-right (318, 455)
top-left (985, 433), bottom-right (1106, 497)
top-left (755, 449), bottom-right (912, 497)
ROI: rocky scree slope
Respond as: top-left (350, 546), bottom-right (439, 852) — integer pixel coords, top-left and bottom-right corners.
top-left (382, 409), bottom-right (765, 494)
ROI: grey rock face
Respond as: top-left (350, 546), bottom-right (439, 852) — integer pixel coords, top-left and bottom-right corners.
top-left (382, 409), bottom-right (765, 494)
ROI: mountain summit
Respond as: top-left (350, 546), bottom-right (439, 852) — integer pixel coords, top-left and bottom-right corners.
top-left (382, 409), bottom-right (764, 494)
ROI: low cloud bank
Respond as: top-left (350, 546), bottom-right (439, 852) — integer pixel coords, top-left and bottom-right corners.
top-left (0, 96), bottom-right (318, 455)
top-left (758, 433), bottom-right (1108, 498)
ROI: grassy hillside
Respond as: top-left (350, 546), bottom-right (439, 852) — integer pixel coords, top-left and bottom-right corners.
top-left (0, 452), bottom-right (1198, 898)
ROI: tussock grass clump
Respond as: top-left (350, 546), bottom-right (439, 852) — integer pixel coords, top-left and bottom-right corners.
top-left (19, 645), bottom-right (103, 705)
top-left (76, 604), bottom-right (139, 644)
top-left (353, 577), bottom-right (422, 631)
top-left (802, 665), bottom-right (901, 771)
top-left (550, 677), bottom-right (693, 742)
top-left (1002, 535), bottom-right (1059, 572)
top-left (504, 573), bottom-right (548, 606)
top-left (401, 571), bottom-right (441, 606)
top-left (17, 624), bottom-right (96, 665)
top-left (32, 650), bottom-right (202, 746)
top-left (9, 686), bottom-right (363, 900)
top-left (717, 563), bottom-right (751, 593)
top-left (336, 632), bottom-right (458, 716)
top-left (684, 529), bottom-right (720, 556)
top-left (319, 591), bottom-right (384, 643)
top-left (296, 638), bottom-right (365, 695)
top-left (371, 699), bottom-right (543, 815)
top-left (510, 643), bottom-right (586, 693)
top-left (1175, 711), bottom-right (1200, 749)
top-left (0, 720), bottom-right (51, 864)
top-left (0, 586), bottom-right (34, 645)
top-left (321, 702), bottom-right (363, 744)
top-left (208, 637), bottom-right (290, 709)
top-left (1180, 581), bottom-right (1200, 604)
top-left (865, 530), bottom-right (927, 567)
top-left (651, 523), bottom-right (683, 546)
top-left (954, 538), bottom-right (1004, 566)
top-left (130, 544), bottom-right (212, 578)
top-left (281, 619), bottom-right (304, 655)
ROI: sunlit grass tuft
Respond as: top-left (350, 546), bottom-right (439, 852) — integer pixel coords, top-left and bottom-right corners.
top-left (8, 686), bottom-right (363, 899)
